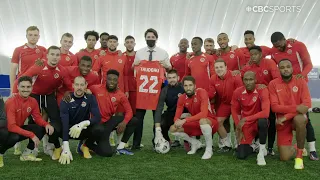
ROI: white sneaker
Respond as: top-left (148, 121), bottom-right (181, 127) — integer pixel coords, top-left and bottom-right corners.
top-left (187, 140), bottom-right (202, 155)
top-left (262, 148), bottom-right (268, 156)
top-left (257, 153), bottom-right (266, 166)
top-left (201, 150), bottom-right (213, 160)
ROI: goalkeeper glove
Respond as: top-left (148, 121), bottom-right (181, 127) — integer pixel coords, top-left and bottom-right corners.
top-left (69, 120), bottom-right (90, 138)
top-left (154, 127), bottom-right (164, 144)
top-left (59, 141), bottom-right (73, 165)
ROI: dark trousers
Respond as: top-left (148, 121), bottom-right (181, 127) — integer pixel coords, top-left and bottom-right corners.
top-left (160, 111), bottom-right (175, 142)
top-left (236, 118), bottom-right (268, 159)
top-left (133, 109), bottom-right (155, 147)
top-left (0, 125), bottom-right (45, 154)
top-left (70, 116), bottom-right (138, 157)
top-left (28, 93), bottom-right (61, 124)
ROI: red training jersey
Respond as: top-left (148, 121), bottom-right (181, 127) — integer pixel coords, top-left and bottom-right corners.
top-left (5, 95), bottom-right (49, 138)
top-left (231, 85), bottom-right (270, 125)
top-left (239, 46), bottom-right (272, 62)
top-left (59, 51), bottom-right (78, 67)
top-left (75, 48), bottom-right (101, 66)
top-left (218, 49), bottom-right (247, 70)
top-left (185, 53), bottom-right (215, 91)
top-left (268, 76), bottom-right (311, 120)
top-left (174, 88), bottom-right (215, 123)
top-left (11, 44), bottom-right (47, 77)
top-left (92, 51), bottom-right (128, 92)
top-left (271, 40), bottom-right (313, 80)
top-left (170, 53), bottom-right (187, 81)
top-left (135, 60), bottom-right (165, 110)
top-left (90, 84), bottom-right (133, 123)
top-left (208, 70), bottom-right (243, 104)
top-left (241, 58), bottom-right (280, 85)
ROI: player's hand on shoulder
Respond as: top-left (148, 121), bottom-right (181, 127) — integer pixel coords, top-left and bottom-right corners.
top-left (62, 91), bottom-right (72, 103)
top-left (231, 45), bottom-right (238, 51)
top-left (257, 84), bottom-right (267, 89)
top-left (295, 74), bottom-right (304, 79)
top-left (99, 50), bottom-right (106, 56)
top-left (232, 70), bottom-right (240, 76)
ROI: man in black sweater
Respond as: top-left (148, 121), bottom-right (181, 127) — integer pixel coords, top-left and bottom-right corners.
top-left (154, 69), bottom-right (186, 145)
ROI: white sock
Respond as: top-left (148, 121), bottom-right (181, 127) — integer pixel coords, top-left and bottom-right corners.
top-left (259, 144), bottom-right (266, 154)
top-left (200, 124), bottom-right (213, 151)
top-left (155, 127), bottom-right (161, 132)
top-left (172, 132), bottom-right (197, 144)
top-left (221, 136), bottom-right (231, 147)
top-left (309, 141), bottom-right (316, 152)
top-left (227, 133), bottom-right (232, 147)
top-left (117, 142), bottom-right (126, 150)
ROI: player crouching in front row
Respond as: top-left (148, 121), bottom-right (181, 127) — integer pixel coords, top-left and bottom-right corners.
top-left (231, 71), bottom-right (269, 166)
top-left (170, 76), bottom-right (219, 160)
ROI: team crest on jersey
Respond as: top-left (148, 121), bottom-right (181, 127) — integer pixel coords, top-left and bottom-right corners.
top-left (230, 54), bottom-right (235, 59)
top-left (287, 49), bottom-right (292, 54)
top-left (54, 73), bottom-right (59, 79)
top-left (194, 98), bottom-right (197, 103)
top-left (252, 96), bottom-right (257, 102)
top-left (66, 56), bottom-right (70, 61)
top-left (111, 97), bottom-right (116, 102)
top-left (263, 70), bottom-right (268, 75)
top-left (81, 101), bottom-right (87, 107)
top-left (118, 59), bottom-right (123, 63)
top-left (292, 86), bottom-right (298, 92)
top-left (27, 107), bottom-right (31, 113)
top-left (200, 58), bottom-right (205, 62)
top-left (94, 55), bottom-right (99, 59)
top-left (35, 48), bottom-right (40, 54)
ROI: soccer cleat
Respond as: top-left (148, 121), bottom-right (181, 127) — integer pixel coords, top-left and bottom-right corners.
top-left (76, 140), bottom-right (84, 155)
top-left (13, 144), bottom-right (22, 156)
top-left (187, 140), bottom-right (202, 155)
top-left (0, 155), bottom-right (3, 167)
top-left (201, 150), bottom-right (213, 160)
top-left (20, 154), bottom-right (42, 162)
top-left (52, 147), bottom-right (62, 160)
top-left (294, 158), bottom-right (304, 170)
top-left (116, 149), bottom-right (134, 156)
top-left (217, 146), bottom-right (232, 153)
top-left (267, 148), bottom-right (275, 156)
top-left (171, 140), bottom-right (181, 148)
top-left (257, 153), bottom-right (266, 166)
top-left (309, 151), bottom-right (319, 161)
top-left (80, 145), bottom-right (92, 159)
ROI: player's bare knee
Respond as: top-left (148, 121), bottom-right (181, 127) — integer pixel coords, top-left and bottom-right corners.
top-left (293, 114), bottom-right (307, 126)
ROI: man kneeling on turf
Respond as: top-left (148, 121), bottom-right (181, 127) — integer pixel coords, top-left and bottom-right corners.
top-left (0, 76), bottom-right (54, 167)
top-left (50, 76), bottom-right (101, 164)
top-left (170, 76), bottom-right (219, 160)
top-left (268, 59), bottom-right (311, 170)
top-left (231, 71), bottom-right (269, 165)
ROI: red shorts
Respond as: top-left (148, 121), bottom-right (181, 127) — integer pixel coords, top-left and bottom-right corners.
top-left (216, 103), bottom-right (231, 117)
top-left (240, 122), bottom-right (258, 145)
top-left (183, 117), bottom-right (219, 136)
top-left (129, 91), bottom-right (136, 115)
top-left (276, 115), bottom-right (308, 146)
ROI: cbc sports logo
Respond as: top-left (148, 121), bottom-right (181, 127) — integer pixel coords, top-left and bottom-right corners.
top-left (246, 5), bottom-right (301, 13)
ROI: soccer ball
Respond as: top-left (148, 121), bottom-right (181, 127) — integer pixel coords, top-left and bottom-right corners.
top-left (154, 137), bottom-right (170, 154)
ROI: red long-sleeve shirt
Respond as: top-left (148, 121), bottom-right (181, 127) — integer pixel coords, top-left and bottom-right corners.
top-left (123, 52), bottom-right (136, 92)
top-left (90, 84), bottom-right (133, 124)
top-left (218, 49), bottom-right (247, 70)
top-left (271, 40), bottom-right (313, 80)
top-left (5, 95), bottom-right (49, 138)
top-left (231, 85), bottom-right (270, 125)
top-left (185, 53), bottom-right (215, 91)
top-left (208, 70), bottom-right (243, 104)
top-left (170, 53), bottom-right (187, 81)
top-left (241, 58), bottom-right (280, 85)
top-left (75, 49), bottom-right (101, 66)
top-left (11, 44), bottom-right (47, 77)
top-left (268, 76), bottom-right (311, 120)
top-left (13, 61), bottom-right (72, 95)
top-left (59, 51), bottom-right (78, 67)
top-left (174, 88), bottom-right (215, 123)
top-left (239, 46), bottom-right (272, 62)
top-left (92, 51), bottom-right (129, 93)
